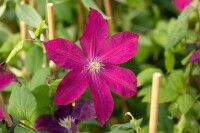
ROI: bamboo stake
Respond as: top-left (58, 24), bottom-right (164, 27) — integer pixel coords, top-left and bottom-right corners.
top-left (47, 3), bottom-right (58, 79)
top-left (20, 0), bottom-right (29, 79)
top-left (94, 0), bottom-right (103, 10)
top-left (0, 93), bottom-right (13, 127)
top-left (103, 0), bottom-right (114, 35)
top-left (78, 0), bottom-right (85, 38)
top-left (149, 72), bottom-right (161, 133)
top-left (29, 0), bottom-right (35, 8)
top-left (47, 3), bottom-right (55, 40)
top-left (20, 0), bottom-right (27, 40)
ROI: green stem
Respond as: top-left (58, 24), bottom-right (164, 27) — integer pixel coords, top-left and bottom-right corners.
top-left (19, 121), bottom-right (37, 132)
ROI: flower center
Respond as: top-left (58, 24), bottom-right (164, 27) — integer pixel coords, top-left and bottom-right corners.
top-left (88, 61), bottom-right (101, 71)
top-left (58, 116), bottom-right (75, 129)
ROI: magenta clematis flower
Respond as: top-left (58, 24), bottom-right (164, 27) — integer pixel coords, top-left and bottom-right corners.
top-left (174, 0), bottom-right (192, 10)
top-left (190, 50), bottom-right (200, 62)
top-left (0, 62), bottom-right (19, 120)
top-left (35, 99), bottom-right (96, 133)
top-left (44, 8), bottom-right (138, 125)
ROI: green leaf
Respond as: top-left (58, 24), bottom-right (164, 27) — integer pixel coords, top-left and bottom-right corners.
top-left (0, 1), bottom-right (6, 18)
top-left (177, 94), bottom-right (194, 114)
top-left (177, 115), bottom-right (187, 133)
top-left (179, 6), bottom-right (195, 20)
top-left (168, 70), bottom-right (186, 93)
top-left (166, 6), bottom-right (194, 50)
top-left (159, 77), bottom-right (179, 103)
top-left (181, 50), bottom-right (194, 65)
top-left (166, 19), bottom-right (188, 49)
top-left (168, 103), bottom-right (179, 119)
top-left (138, 77), bottom-right (179, 103)
top-left (16, 4), bottom-right (43, 28)
top-left (14, 126), bottom-right (38, 133)
top-left (164, 50), bottom-right (175, 73)
top-left (24, 45), bottom-right (43, 75)
top-left (31, 85), bottom-right (51, 122)
top-left (0, 33), bottom-right (20, 52)
top-left (8, 85), bottom-right (37, 120)
top-left (108, 129), bottom-right (135, 133)
top-left (48, 79), bottom-right (62, 87)
top-left (27, 68), bottom-right (48, 91)
top-left (137, 68), bottom-right (163, 87)
top-left (52, 0), bottom-right (71, 4)
top-left (110, 123), bottom-right (136, 131)
top-left (81, 0), bottom-right (110, 19)
top-left (6, 40), bottom-right (24, 63)
top-left (34, 20), bottom-right (46, 37)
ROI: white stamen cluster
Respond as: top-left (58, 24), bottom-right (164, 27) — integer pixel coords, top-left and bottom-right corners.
top-left (58, 116), bottom-right (75, 129)
top-left (88, 61), bottom-right (101, 71)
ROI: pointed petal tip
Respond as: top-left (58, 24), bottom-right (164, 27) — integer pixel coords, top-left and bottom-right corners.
top-left (80, 6), bottom-right (108, 59)
top-left (174, 0), bottom-right (192, 10)
top-left (189, 50), bottom-right (200, 63)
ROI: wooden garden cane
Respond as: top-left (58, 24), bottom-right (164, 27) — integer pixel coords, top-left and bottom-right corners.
top-left (149, 72), bottom-right (161, 133)
top-left (47, 3), bottom-right (59, 79)
top-left (20, 0), bottom-right (27, 40)
top-left (103, 0), bottom-right (114, 35)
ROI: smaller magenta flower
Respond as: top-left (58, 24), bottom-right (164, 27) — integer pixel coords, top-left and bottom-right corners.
top-left (174, 0), bottom-right (192, 10)
top-left (34, 99), bottom-right (96, 133)
top-left (0, 62), bottom-right (19, 90)
top-left (190, 50), bottom-right (200, 62)
top-left (0, 62), bottom-right (19, 120)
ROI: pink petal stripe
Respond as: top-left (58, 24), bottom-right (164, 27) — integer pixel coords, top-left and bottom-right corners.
top-left (0, 71), bottom-right (18, 90)
top-left (80, 8), bottom-right (108, 60)
top-left (190, 50), bottom-right (200, 62)
top-left (101, 66), bottom-right (137, 97)
top-left (89, 72), bottom-right (113, 125)
top-left (44, 38), bottom-right (87, 69)
top-left (174, 0), bottom-right (192, 10)
top-left (98, 32), bottom-right (139, 65)
top-left (54, 68), bottom-right (89, 105)
top-left (0, 107), bottom-right (4, 121)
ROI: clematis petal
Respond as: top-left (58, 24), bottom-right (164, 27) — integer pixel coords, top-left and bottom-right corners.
top-left (0, 107), bottom-right (4, 121)
top-left (44, 38), bottom-right (87, 69)
top-left (101, 66), bottom-right (137, 97)
top-left (54, 104), bottom-right (73, 120)
top-left (89, 73), bottom-right (114, 125)
top-left (174, 0), bottom-right (192, 10)
top-left (0, 71), bottom-right (18, 90)
top-left (72, 99), bottom-right (96, 122)
top-left (98, 32), bottom-right (139, 65)
top-left (80, 8), bottom-right (108, 59)
top-left (54, 68), bottom-right (89, 105)
top-left (35, 115), bottom-right (66, 133)
top-left (190, 50), bottom-right (200, 62)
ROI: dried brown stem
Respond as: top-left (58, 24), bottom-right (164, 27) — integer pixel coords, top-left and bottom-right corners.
top-left (0, 93), bottom-right (13, 127)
